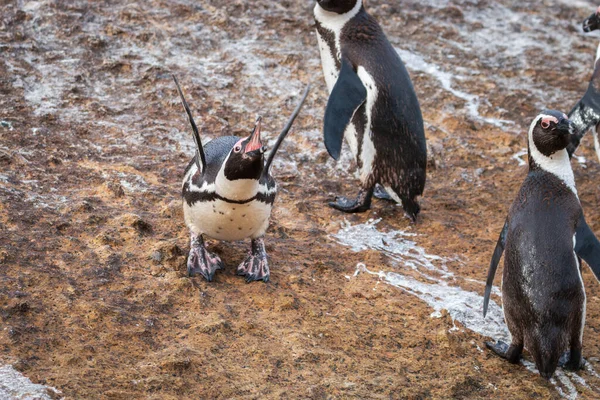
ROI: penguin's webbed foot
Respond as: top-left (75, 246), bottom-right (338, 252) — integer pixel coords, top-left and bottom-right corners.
top-left (559, 350), bottom-right (585, 371)
top-left (187, 233), bottom-right (223, 282)
top-left (485, 340), bottom-right (522, 364)
top-left (237, 238), bottom-right (270, 283)
top-left (373, 184), bottom-right (394, 202)
top-left (329, 187), bottom-right (373, 213)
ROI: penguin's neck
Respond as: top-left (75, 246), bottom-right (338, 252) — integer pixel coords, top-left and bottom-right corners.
top-left (528, 138), bottom-right (577, 196)
top-left (314, 0), bottom-right (362, 34)
top-left (215, 167), bottom-right (259, 201)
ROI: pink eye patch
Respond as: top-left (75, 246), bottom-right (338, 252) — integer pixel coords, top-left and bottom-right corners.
top-left (540, 116), bottom-right (558, 129)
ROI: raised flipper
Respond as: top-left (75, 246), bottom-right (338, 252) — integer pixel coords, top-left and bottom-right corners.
top-left (575, 213), bottom-right (600, 281)
top-left (263, 84), bottom-right (311, 176)
top-left (483, 218), bottom-right (508, 317)
top-left (173, 75), bottom-right (207, 172)
top-left (323, 57), bottom-right (366, 160)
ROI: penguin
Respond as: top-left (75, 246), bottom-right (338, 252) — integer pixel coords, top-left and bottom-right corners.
top-left (483, 110), bottom-right (600, 379)
top-left (567, 6), bottom-right (600, 162)
top-left (314, 0), bottom-right (426, 221)
top-left (173, 75), bottom-right (310, 282)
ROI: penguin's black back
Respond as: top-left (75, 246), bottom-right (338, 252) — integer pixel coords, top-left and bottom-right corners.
top-left (503, 169), bottom-right (584, 348)
top-left (342, 9), bottom-right (426, 193)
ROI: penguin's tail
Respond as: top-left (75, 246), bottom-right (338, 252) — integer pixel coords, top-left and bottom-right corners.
top-left (529, 328), bottom-right (565, 380)
top-left (401, 197), bottom-right (420, 223)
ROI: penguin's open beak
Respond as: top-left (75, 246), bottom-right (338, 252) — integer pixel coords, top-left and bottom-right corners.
top-left (583, 9), bottom-right (600, 32)
top-left (244, 116), bottom-right (266, 155)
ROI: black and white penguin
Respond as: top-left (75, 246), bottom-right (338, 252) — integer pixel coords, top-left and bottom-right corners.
top-left (567, 6), bottom-right (600, 162)
top-left (173, 76), bottom-right (309, 282)
top-left (483, 110), bottom-right (600, 379)
top-left (314, 0), bottom-right (426, 221)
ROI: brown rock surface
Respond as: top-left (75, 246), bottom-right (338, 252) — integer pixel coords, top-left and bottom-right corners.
top-left (1, 0), bottom-right (600, 398)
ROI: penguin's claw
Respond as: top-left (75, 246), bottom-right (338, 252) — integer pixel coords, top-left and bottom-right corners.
top-left (237, 254), bottom-right (270, 283)
top-left (373, 184), bottom-right (394, 201)
top-left (559, 351), bottom-right (585, 371)
top-left (485, 340), bottom-right (509, 355)
top-left (485, 340), bottom-right (522, 364)
top-left (187, 246), bottom-right (223, 282)
top-left (237, 238), bottom-right (270, 283)
top-left (329, 187), bottom-right (373, 213)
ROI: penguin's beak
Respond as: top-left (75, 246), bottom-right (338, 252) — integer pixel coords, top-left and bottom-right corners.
top-left (557, 116), bottom-right (573, 135)
top-left (583, 10), bottom-right (600, 32)
top-left (244, 116), bottom-right (266, 155)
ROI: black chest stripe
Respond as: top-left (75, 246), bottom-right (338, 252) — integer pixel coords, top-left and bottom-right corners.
top-left (184, 190), bottom-right (275, 206)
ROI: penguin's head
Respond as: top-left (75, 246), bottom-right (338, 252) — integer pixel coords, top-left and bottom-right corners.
top-left (583, 7), bottom-right (600, 32)
top-left (223, 116), bottom-right (266, 181)
top-left (316, 0), bottom-right (360, 14)
top-left (529, 110), bottom-right (573, 157)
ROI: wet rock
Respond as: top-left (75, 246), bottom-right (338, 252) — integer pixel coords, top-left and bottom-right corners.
top-left (2, 300), bottom-right (31, 319)
top-left (115, 213), bottom-right (153, 235)
top-left (151, 250), bottom-right (163, 263)
top-left (160, 199), bottom-right (183, 219)
top-left (438, 5), bottom-right (465, 21)
top-left (450, 376), bottom-right (486, 399)
top-left (102, 181), bottom-right (125, 198)
top-left (426, 141), bottom-right (444, 170)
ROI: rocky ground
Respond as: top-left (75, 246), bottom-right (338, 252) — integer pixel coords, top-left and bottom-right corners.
top-left (2, 0), bottom-right (600, 398)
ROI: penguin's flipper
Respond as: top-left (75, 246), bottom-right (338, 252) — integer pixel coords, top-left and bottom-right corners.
top-left (593, 123), bottom-right (600, 164)
top-left (323, 57), bottom-right (367, 160)
top-left (575, 213), bottom-right (600, 281)
top-left (483, 218), bottom-right (508, 317)
top-left (263, 84), bottom-right (311, 175)
top-left (173, 75), bottom-right (207, 172)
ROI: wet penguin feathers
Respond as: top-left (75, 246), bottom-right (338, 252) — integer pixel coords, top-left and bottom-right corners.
top-left (566, 8), bottom-right (600, 161)
top-left (314, 0), bottom-right (426, 218)
top-left (482, 110), bottom-right (600, 379)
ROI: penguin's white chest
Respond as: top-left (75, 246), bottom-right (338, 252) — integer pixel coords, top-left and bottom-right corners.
top-left (183, 199), bottom-right (272, 241)
top-left (316, 30), bottom-right (340, 93)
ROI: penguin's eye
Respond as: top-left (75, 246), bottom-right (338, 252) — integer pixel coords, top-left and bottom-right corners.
top-left (234, 145), bottom-right (242, 153)
top-left (541, 120), bottom-right (550, 129)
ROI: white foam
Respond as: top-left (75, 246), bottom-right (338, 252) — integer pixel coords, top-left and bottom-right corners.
top-left (512, 148), bottom-right (528, 166)
top-left (336, 219), bottom-right (598, 399)
top-left (0, 365), bottom-right (61, 400)
top-left (333, 218), bottom-right (451, 279)
top-left (355, 264), bottom-right (510, 343)
top-left (396, 48), bottom-right (514, 129)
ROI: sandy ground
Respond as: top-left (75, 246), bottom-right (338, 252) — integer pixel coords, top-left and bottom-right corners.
top-left (2, 0), bottom-right (600, 398)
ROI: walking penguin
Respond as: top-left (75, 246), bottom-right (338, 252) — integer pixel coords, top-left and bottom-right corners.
top-left (314, 0), bottom-right (426, 221)
top-left (567, 6), bottom-right (600, 162)
top-left (483, 110), bottom-right (600, 379)
top-left (174, 76), bottom-right (310, 282)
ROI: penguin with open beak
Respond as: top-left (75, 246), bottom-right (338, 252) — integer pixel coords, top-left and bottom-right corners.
top-left (173, 75), bottom-right (310, 282)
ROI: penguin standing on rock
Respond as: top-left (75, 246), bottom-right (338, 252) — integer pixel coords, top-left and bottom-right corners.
top-left (314, 0), bottom-right (426, 221)
top-left (483, 110), bottom-right (600, 379)
top-left (173, 76), bottom-right (310, 283)
top-left (567, 6), bottom-right (600, 162)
